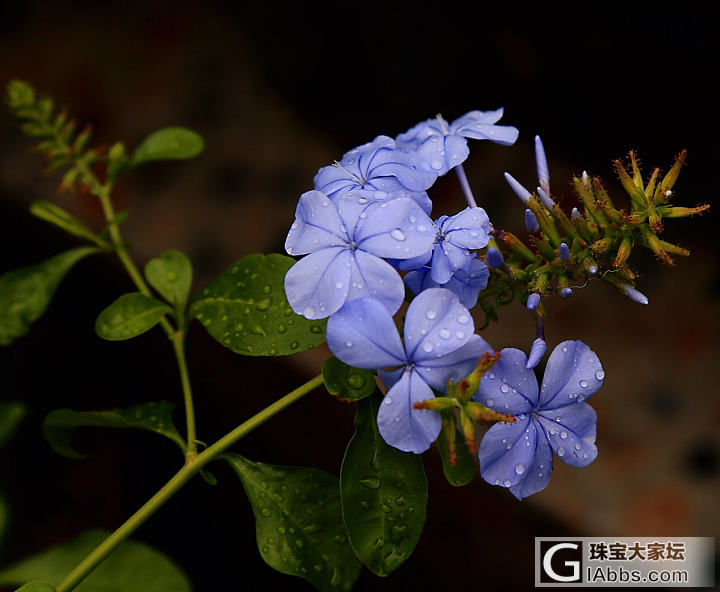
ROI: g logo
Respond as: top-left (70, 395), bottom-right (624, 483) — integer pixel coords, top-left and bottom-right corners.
top-left (539, 541), bottom-right (583, 583)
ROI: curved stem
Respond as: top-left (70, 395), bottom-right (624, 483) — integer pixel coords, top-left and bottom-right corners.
top-left (54, 373), bottom-right (324, 592)
top-left (171, 331), bottom-right (197, 457)
top-left (454, 164), bottom-right (477, 208)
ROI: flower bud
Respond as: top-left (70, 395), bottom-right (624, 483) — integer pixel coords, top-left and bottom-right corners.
top-left (622, 284), bottom-right (648, 305)
top-left (558, 242), bottom-right (570, 261)
top-left (526, 337), bottom-right (547, 369)
top-left (560, 287), bottom-right (573, 299)
top-left (525, 209), bottom-right (539, 232)
top-left (486, 247), bottom-right (504, 268)
top-left (504, 172), bottom-right (531, 203)
top-left (526, 293), bottom-right (541, 311)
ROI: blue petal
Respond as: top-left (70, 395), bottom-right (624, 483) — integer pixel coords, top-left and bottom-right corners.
top-left (395, 249), bottom-right (433, 271)
top-left (326, 297), bottom-right (405, 369)
top-left (348, 250), bottom-right (405, 316)
top-left (285, 190), bottom-right (348, 256)
top-left (313, 165), bottom-right (360, 200)
top-left (508, 425), bottom-right (553, 499)
top-left (439, 241), bottom-right (472, 274)
top-left (354, 198), bottom-right (435, 260)
top-left (367, 149), bottom-right (437, 193)
top-left (444, 134), bottom-right (471, 170)
top-left (377, 369), bottom-right (442, 453)
top-left (473, 348), bottom-right (537, 414)
top-left (378, 366), bottom-right (404, 392)
top-left (443, 258), bottom-right (489, 308)
top-left (429, 243), bottom-right (454, 284)
top-left (403, 267), bottom-right (432, 296)
top-left (396, 118), bottom-right (445, 151)
top-left (415, 334), bottom-right (493, 392)
top-left (535, 402), bottom-right (598, 467)
top-left (415, 135), bottom-right (453, 174)
top-left (534, 135), bottom-right (550, 195)
top-left (451, 109), bottom-right (519, 145)
top-left (479, 414), bottom-right (538, 488)
top-left (403, 287), bottom-right (473, 363)
top-left (538, 340), bottom-right (605, 410)
top-left (441, 207), bottom-right (491, 249)
top-left (284, 247), bottom-right (352, 319)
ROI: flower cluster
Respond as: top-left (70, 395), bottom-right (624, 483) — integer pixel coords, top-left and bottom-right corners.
top-left (283, 110), bottom-right (610, 499)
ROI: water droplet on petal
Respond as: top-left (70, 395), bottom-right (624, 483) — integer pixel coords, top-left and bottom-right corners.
top-left (345, 339), bottom-right (353, 347)
top-left (438, 328), bottom-right (451, 339)
top-left (560, 431), bottom-right (568, 439)
top-left (595, 369), bottom-right (605, 380)
top-left (557, 447), bottom-right (565, 457)
top-left (500, 384), bottom-right (510, 393)
top-left (455, 330), bottom-right (465, 339)
top-left (390, 228), bottom-right (406, 241)
top-left (486, 398), bottom-right (495, 407)
top-left (303, 306), bottom-right (316, 317)
top-left (457, 314), bottom-right (469, 324)
top-left (580, 380), bottom-right (589, 388)
top-left (423, 342), bottom-right (434, 353)
top-left (515, 463), bottom-right (525, 475)
top-left (503, 479), bottom-right (511, 487)
top-left (385, 396), bottom-right (393, 405)
top-left (431, 159), bottom-right (443, 170)
top-left (425, 309), bottom-right (437, 320)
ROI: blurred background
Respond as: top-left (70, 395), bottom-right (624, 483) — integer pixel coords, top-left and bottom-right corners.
top-left (0, 2), bottom-right (718, 590)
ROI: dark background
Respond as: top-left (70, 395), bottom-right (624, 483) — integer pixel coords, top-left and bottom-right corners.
top-left (0, 2), bottom-right (718, 590)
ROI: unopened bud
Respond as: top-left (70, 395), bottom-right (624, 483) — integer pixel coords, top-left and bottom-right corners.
top-left (525, 209), bottom-right (539, 232)
top-left (571, 207), bottom-right (581, 219)
top-left (504, 172), bottom-right (531, 203)
top-left (413, 396), bottom-right (457, 412)
top-left (486, 247), bottom-right (504, 268)
top-left (526, 293), bottom-right (541, 311)
top-left (558, 242), bottom-right (570, 261)
top-left (536, 186), bottom-right (554, 210)
top-left (622, 284), bottom-right (648, 305)
top-left (561, 287), bottom-right (573, 299)
top-left (526, 337), bottom-right (547, 369)
top-left (535, 135), bottom-right (550, 195)
top-left (614, 237), bottom-right (632, 267)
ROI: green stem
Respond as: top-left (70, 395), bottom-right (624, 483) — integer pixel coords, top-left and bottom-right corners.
top-left (54, 373), bottom-right (324, 592)
top-left (171, 331), bottom-right (197, 457)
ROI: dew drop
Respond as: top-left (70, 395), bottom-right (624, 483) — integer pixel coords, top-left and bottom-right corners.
top-left (580, 380), bottom-right (589, 388)
top-left (335, 281), bottom-right (344, 289)
top-left (574, 442), bottom-right (581, 450)
top-left (303, 306), bottom-right (316, 317)
top-left (500, 384), bottom-right (510, 393)
top-left (309, 324), bottom-right (322, 334)
top-left (360, 477), bottom-right (380, 489)
top-left (486, 398), bottom-right (495, 407)
top-left (560, 431), bottom-right (568, 439)
top-left (582, 453), bottom-right (588, 459)
top-left (261, 508), bottom-right (271, 517)
top-left (385, 396), bottom-right (393, 404)
top-left (562, 346), bottom-right (568, 352)
top-left (290, 341), bottom-right (299, 350)
top-left (515, 463), bottom-right (525, 475)
top-left (457, 314), bottom-right (469, 325)
top-left (390, 228), bottom-right (406, 241)
top-left (422, 342), bottom-right (435, 353)
top-left (345, 339), bottom-right (353, 347)
top-left (357, 197), bottom-right (368, 204)
top-left (431, 159), bottom-right (443, 170)
top-left (488, 372), bottom-right (495, 379)
top-left (503, 479), bottom-right (511, 487)
top-left (595, 369), bottom-right (605, 380)
top-left (455, 330), bottom-right (465, 339)
top-left (425, 309), bottom-right (437, 320)
top-left (557, 447), bottom-right (565, 457)
top-left (347, 374), bottom-right (365, 389)
top-left (277, 324), bottom-right (286, 333)
top-left (438, 328), bottom-right (451, 339)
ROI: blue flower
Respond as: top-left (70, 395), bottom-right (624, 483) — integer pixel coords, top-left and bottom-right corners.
top-left (404, 257), bottom-right (489, 308)
top-left (398, 207), bottom-right (492, 284)
top-left (327, 288), bottom-right (492, 453)
top-left (313, 135), bottom-right (437, 214)
top-left (474, 340), bottom-right (604, 499)
top-left (284, 190), bottom-right (435, 319)
top-left (396, 110), bottom-right (519, 176)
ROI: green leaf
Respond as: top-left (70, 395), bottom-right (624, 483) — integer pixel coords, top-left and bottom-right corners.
top-left (14, 582), bottom-right (55, 592)
top-left (322, 357), bottom-right (376, 401)
top-left (437, 423), bottom-right (475, 487)
top-left (130, 127), bottom-right (204, 166)
top-left (190, 253), bottom-right (326, 356)
top-left (29, 202), bottom-right (102, 245)
top-left (95, 293), bottom-right (172, 341)
top-left (0, 530), bottom-right (191, 591)
top-left (0, 401), bottom-right (26, 449)
top-left (144, 250), bottom-right (192, 313)
top-left (43, 401), bottom-right (185, 459)
top-left (0, 248), bottom-right (99, 346)
top-left (224, 453), bottom-right (361, 592)
top-left (340, 396), bottom-right (427, 576)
